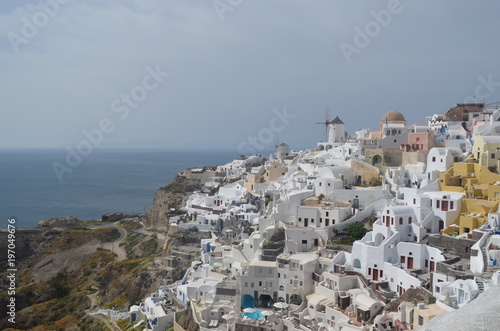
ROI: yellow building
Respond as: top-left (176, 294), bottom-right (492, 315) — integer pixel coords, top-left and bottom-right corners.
top-left (471, 135), bottom-right (500, 171)
top-left (439, 162), bottom-right (500, 236)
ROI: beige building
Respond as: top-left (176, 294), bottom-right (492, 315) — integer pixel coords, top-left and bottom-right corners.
top-left (472, 135), bottom-right (500, 171)
top-left (412, 302), bottom-right (452, 329)
top-left (244, 162), bottom-right (287, 194)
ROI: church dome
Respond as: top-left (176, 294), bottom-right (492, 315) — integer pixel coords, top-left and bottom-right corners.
top-left (381, 110), bottom-right (406, 123)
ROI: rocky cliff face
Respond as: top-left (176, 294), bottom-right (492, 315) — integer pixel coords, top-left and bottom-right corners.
top-left (143, 189), bottom-right (182, 230)
top-left (143, 174), bottom-right (203, 230)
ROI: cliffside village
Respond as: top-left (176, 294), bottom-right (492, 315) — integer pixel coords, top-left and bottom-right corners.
top-left (130, 104), bottom-right (500, 331)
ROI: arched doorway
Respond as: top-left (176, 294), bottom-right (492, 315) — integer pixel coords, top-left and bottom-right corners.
top-left (438, 219), bottom-right (444, 232)
top-left (372, 155), bottom-right (382, 166)
top-left (374, 233), bottom-right (385, 246)
top-left (241, 294), bottom-right (254, 309)
top-left (259, 294), bottom-right (273, 308)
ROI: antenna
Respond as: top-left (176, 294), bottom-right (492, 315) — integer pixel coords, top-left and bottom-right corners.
top-left (315, 106), bottom-right (331, 141)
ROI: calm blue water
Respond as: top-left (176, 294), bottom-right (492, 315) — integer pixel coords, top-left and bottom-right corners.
top-left (0, 149), bottom-right (237, 228)
top-left (242, 311), bottom-right (264, 320)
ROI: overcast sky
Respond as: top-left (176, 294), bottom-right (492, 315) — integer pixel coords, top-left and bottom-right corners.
top-left (1, 0), bottom-right (500, 152)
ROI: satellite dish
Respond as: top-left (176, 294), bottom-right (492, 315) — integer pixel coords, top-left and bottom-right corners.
top-left (471, 173), bottom-right (475, 177)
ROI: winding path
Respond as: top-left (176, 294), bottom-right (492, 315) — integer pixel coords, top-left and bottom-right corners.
top-left (90, 223), bottom-right (128, 261)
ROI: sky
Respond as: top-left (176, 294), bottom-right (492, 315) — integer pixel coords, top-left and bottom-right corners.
top-left (1, 0), bottom-right (500, 153)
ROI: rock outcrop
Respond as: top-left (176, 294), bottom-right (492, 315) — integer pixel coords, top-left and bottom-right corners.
top-left (143, 174), bottom-right (204, 230)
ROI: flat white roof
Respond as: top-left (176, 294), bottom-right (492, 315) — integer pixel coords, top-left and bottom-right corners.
top-left (249, 259), bottom-right (276, 267)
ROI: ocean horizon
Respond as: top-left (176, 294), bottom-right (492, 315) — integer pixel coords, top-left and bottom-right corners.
top-left (0, 148), bottom-right (239, 229)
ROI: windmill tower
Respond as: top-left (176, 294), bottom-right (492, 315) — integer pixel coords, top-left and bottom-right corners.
top-left (329, 116), bottom-right (345, 143)
top-left (270, 138), bottom-right (290, 159)
top-left (316, 107), bottom-right (345, 144)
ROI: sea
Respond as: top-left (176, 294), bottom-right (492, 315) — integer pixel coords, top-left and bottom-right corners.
top-left (0, 148), bottom-right (238, 228)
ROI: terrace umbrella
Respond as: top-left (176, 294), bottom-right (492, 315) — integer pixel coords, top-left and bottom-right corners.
top-left (273, 302), bottom-right (289, 309)
top-left (261, 310), bottom-right (274, 316)
top-left (243, 308), bottom-right (257, 313)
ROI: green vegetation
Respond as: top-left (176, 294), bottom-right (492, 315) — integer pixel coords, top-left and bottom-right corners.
top-left (347, 222), bottom-right (368, 240)
top-left (368, 176), bottom-right (382, 186)
top-left (46, 227), bottom-right (120, 254)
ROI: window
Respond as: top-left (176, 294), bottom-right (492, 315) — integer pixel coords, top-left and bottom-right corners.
top-left (326, 212), bottom-right (329, 217)
top-left (450, 201), bottom-right (454, 210)
top-left (408, 217), bottom-right (412, 224)
top-left (299, 218), bottom-right (302, 222)
top-left (401, 256), bottom-right (406, 263)
top-left (492, 153), bottom-right (496, 159)
top-left (399, 217), bottom-right (403, 225)
top-left (259, 281), bottom-right (262, 286)
top-left (425, 259), bottom-right (428, 267)
top-left (320, 218), bottom-right (323, 223)
top-left (418, 316), bottom-right (424, 326)
top-left (413, 198), bottom-right (416, 205)
top-left (368, 268), bottom-right (371, 275)
top-left (251, 283), bottom-right (254, 288)
top-left (432, 156), bottom-right (436, 162)
top-left (436, 200), bottom-right (440, 208)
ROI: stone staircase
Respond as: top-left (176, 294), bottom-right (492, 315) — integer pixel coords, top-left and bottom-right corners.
top-left (481, 235), bottom-right (491, 271)
top-left (261, 228), bottom-right (286, 262)
top-left (366, 287), bottom-right (377, 300)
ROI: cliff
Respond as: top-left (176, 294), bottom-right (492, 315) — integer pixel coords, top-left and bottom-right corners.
top-left (143, 173), bottom-right (204, 230)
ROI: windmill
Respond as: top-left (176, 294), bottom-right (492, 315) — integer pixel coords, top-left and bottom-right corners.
top-left (269, 137), bottom-right (281, 158)
top-left (316, 106), bottom-right (331, 142)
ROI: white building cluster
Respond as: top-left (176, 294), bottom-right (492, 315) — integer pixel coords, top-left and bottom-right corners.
top-left (134, 105), bottom-right (500, 331)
